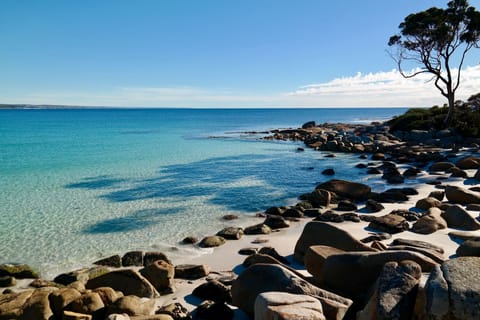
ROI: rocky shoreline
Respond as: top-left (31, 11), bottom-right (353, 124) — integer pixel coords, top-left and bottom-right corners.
top-left (1, 120), bottom-right (480, 320)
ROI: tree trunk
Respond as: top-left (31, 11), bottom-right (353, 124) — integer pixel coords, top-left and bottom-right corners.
top-left (443, 92), bottom-right (455, 127)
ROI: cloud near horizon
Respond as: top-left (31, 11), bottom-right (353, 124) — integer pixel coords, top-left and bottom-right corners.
top-left (4, 65), bottom-right (480, 108)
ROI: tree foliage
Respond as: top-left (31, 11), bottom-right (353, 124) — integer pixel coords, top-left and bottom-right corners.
top-left (388, 0), bottom-right (480, 126)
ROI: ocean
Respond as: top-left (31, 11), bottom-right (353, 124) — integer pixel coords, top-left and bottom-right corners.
top-left (0, 107), bottom-right (407, 278)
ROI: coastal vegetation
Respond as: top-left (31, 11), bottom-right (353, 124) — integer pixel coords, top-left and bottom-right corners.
top-left (388, 0), bottom-right (480, 126)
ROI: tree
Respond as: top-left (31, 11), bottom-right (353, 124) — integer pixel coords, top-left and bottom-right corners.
top-left (388, 0), bottom-right (480, 126)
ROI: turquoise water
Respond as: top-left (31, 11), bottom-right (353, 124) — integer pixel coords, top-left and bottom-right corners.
top-left (0, 108), bottom-right (406, 277)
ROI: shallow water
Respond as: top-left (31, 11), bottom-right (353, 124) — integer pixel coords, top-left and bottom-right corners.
top-left (0, 107), bottom-right (406, 278)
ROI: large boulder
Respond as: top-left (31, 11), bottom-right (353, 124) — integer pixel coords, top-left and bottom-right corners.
top-left (254, 292), bottom-right (326, 320)
top-left (367, 214), bottom-right (409, 234)
top-left (456, 240), bottom-right (480, 257)
top-left (357, 260), bottom-right (421, 320)
top-left (445, 186), bottom-right (480, 204)
top-left (316, 179), bottom-right (371, 201)
top-left (231, 263), bottom-right (352, 320)
top-left (66, 292), bottom-right (105, 318)
top-left (86, 269), bottom-right (157, 298)
top-left (192, 280), bottom-right (231, 303)
top-left (411, 208), bottom-right (447, 235)
top-left (304, 245), bottom-right (346, 281)
top-left (321, 251), bottom-right (437, 299)
top-left (107, 295), bottom-right (155, 316)
top-left (49, 288), bottom-right (82, 318)
top-left (442, 205), bottom-right (480, 230)
top-left (294, 222), bottom-right (376, 263)
top-left (455, 156), bottom-right (480, 169)
top-left (0, 290), bottom-right (35, 319)
top-left (18, 289), bottom-right (54, 320)
top-left (140, 260), bottom-right (175, 294)
top-left (424, 257), bottom-right (480, 319)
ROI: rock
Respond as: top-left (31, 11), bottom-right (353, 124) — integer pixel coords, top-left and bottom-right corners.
top-left (303, 208), bottom-right (322, 217)
top-left (430, 162), bottom-right (455, 172)
top-left (455, 156), bottom-right (480, 169)
top-left (367, 167), bottom-right (382, 174)
top-left (341, 212), bottom-right (360, 222)
top-left (390, 209), bottom-right (421, 221)
top-left (54, 268), bottom-right (92, 286)
top-left (0, 264), bottom-right (39, 279)
top-left (62, 310), bottom-right (92, 320)
top-left (122, 251), bottom-right (144, 267)
top-left (144, 252), bottom-right (171, 266)
top-left (442, 205), bottom-right (480, 230)
top-left (371, 241), bottom-right (388, 251)
top-left (29, 278), bottom-right (58, 288)
top-left (322, 168), bottom-right (335, 175)
top-left (316, 179), bottom-right (371, 201)
top-left (17, 288), bottom-right (54, 320)
top-left (368, 214), bottom-right (409, 234)
top-left (429, 191), bottom-right (445, 201)
top-left (231, 264), bottom-right (352, 319)
top-left (198, 236), bottom-right (226, 248)
top-left (416, 197), bottom-right (442, 210)
top-left (181, 237), bottom-right (198, 245)
top-left (475, 168), bottom-right (480, 181)
top-left (94, 255), bottom-right (122, 268)
top-left (195, 301), bottom-right (234, 320)
top-left (336, 200), bottom-right (357, 211)
top-left (302, 121), bottom-right (316, 129)
top-left (93, 286), bottom-right (122, 306)
top-left (0, 275), bottom-right (16, 287)
top-left (411, 208), bottom-right (447, 234)
top-left (386, 187), bottom-right (419, 196)
top-left (448, 167), bottom-right (468, 178)
top-left (174, 264), bottom-right (210, 280)
top-left (448, 231), bottom-right (480, 242)
top-left (357, 260), bottom-right (421, 320)
top-left (386, 246), bottom-right (445, 264)
top-left (370, 191), bottom-right (408, 203)
top-left (255, 292), bottom-right (325, 320)
top-left (258, 247), bottom-right (290, 265)
top-left (304, 245), bottom-right (346, 281)
top-left (192, 280), bottom-right (231, 303)
top-left (265, 206), bottom-right (284, 215)
top-left (156, 302), bottom-right (191, 320)
top-left (303, 189), bottom-right (332, 207)
top-left (282, 207), bottom-right (304, 218)
top-left (372, 153), bottom-right (386, 160)
top-left (140, 260), bottom-right (174, 294)
top-left (445, 185), bottom-right (480, 204)
top-left (107, 295), bottom-right (155, 316)
top-left (425, 257), bottom-right (480, 319)
top-left (242, 254), bottom-right (287, 269)
top-left (356, 163), bottom-right (368, 168)
top-left (360, 232), bottom-right (392, 243)
top-left (86, 269), bottom-right (157, 298)
top-left (244, 223), bottom-right (272, 235)
top-left (49, 288), bottom-right (82, 318)
top-left (68, 281), bottom-right (86, 293)
top-left (313, 211), bottom-right (344, 223)
top-left (238, 248), bottom-right (258, 255)
top-left (0, 289), bottom-right (34, 319)
top-left (391, 238), bottom-right (445, 254)
top-left (456, 240), bottom-right (480, 257)
top-left (222, 214), bottom-right (238, 220)
top-left (216, 227), bottom-right (243, 240)
top-left (321, 251), bottom-right (437, 299)
top-left (67, 292), bottom-right (105, 318)
top-left (403, 167), bottom-right (420, 177)
top-left (294, 222), bottom-right (376, 263)
top-left (466, 203), bottom-right (480, 211)
top-left (365, 199), bottom-right (384, 213)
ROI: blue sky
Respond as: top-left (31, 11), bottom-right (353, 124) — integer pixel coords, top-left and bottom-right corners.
top-left (1, 0), bottom-right (479, 107)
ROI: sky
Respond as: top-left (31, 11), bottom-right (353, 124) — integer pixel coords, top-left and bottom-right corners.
top-left (1, 0), bottom-right (480, 108)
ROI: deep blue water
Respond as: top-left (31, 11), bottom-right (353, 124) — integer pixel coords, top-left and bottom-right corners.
top-left (0, 107), bottom-right (406, 277)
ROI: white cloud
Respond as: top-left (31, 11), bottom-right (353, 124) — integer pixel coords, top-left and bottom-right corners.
top-left (286, 65), bottom-right (480, 107)
top-left (3, 65), bottom-right (480, 108)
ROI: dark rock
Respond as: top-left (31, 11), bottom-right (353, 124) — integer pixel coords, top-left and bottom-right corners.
top-left (371, 191), bottom-right (408, 203)
top-left (238, 248), bottom-right (258, 256)
top-left (456, 240), bottom-right (480, 257)
top-left (391, 238), bottom-right (445, 254)
top-left (122, 251), bottom-right (143, 267)
top-left (360, 232), bottom-right (392, 243)
top-left (313, 211), bottom-right (344, 223)
top-left (411, 208), bottom-right (447, 234)
top-left (265, 206), bottom-right (284, 216)
top-left (466, 203), bottom-right (480, 211)
top-left (86, 269), bottom-right (157, 298)
top-left (367, 167), bottom-right (382, 174)
top-left (416, 197), bottom-right (442, 210)
top-left (294, 221), bottom-right (376, 263)
top-left (442, 205), bottom-right (480, 230)
top-left (403, 166), bottom-right (421, 177)
top-left (430, 161), bottom-right (455, 172)
top-left (322, 168), bottom-right (335, 175)
top-left (365, 199), bottom-right (384, 213)
top-left (449, 167), bottom-right (468, 178)
top-left (244, 223), bottom-right (272, 235)
top-left (297, 147), bottom-right (304, 152)
top-left (0, 276), bottom-right (16, 287)
top-left (282, 207), bottom-right (304, 218)
top-left (321, 251), bottom-right (437, 299)
top-left (341, 212), bottom-right (361, 222)
top-left (336, 200), bottom-right (358, 211)
top-left (356, 163), bottom-right (368, 168)
top-left (156, 302), bottom-right (191, 320)
top-left (222, 214), bottom-right (238, 220)
top-left (192, 280), bottom-right (231, 303)
top-left (216, 227), bottom-right (244, 240)
top-left (231, 264), bottom-right (352, 319)
top-left (144, 252), bottom-right (171, 266)
top-left (0, 264), bottom-right (39, 279)
top-left (386, 246), bottom-right (445, 264)
top-left (175, 264), bottom-right (210, 280)
top-left (303, 208), bottom-right (322, 217)
top-left (302, 121), bottom-right (316, 129)
top-left (195, 301), bottom-right (234, 320)
top-left (445, 185), bottom-right (480, 204)
top-left (424, 257), bottom-right (480, 319)
top-left (198, 236), bottom-right (226, 248)
top-left (360, 154), bottom-right (368, 159)
top-left (316, 179), bottom-right (371, 201)
top-left (357, 261), bottom-right (421, 320)
top-left (456, 155), bottom-right (480, 169)
top-left (385, 187), bottom-right (419, 196)
top-left (258, 247), bottom-right (290, 265)
top-left (107, 295), bottom-right (155, 316)
top-left (368, 214), bottom-right (410, 234)
top-left (181, 236), bottom-right (198, 245)
top-left (94, 255), bottom-right (122, 268)
top-left (390, 209), bottom-right (421, 221)
top-left (304, 245), bottom-right (346, 280)
top-left (242, 253), bottom-right (286, 269)
top-left (429, 191), bottom-right (445, 201)
top-left (448, 231), bottom-right (480, 242)
top-left (372, 153), bottom-right (386, 160)
top-left (264, 215), bottom-right (290, 229)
